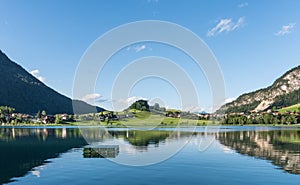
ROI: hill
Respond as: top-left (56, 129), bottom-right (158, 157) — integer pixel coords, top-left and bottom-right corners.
top-left (218, 65), bottom-right (300, 113)
top-left (0, 50), bottom-right (104, 114)
top-left (277, 103), bottom-right (300, 113)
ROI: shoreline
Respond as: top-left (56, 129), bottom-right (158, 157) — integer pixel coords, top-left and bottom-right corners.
top-left (1, 123), bottom-right (300, 128)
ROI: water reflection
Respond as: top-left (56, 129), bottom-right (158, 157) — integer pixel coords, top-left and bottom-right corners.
top-left (0, 127), bottom-right (87, 184)
top-left (217, 130), bottom-right (300, 174)
top-left (83, 145), bottom-right (119, 158)
top-left (109, 130), bottom-right (171, 148)
top-left (80, 128), bottom-right (194, 166)
top-left (1, 127), bottom-right (300, 184)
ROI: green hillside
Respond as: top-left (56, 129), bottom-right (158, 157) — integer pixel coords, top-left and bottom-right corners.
top-left (0, 50), bottom-right (104, 114)
top-left (277, 103), bottom-right (300, 113)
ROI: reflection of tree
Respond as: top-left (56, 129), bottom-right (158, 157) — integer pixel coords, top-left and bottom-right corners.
top-left (0, 128), bottom-right (87, 184)
top-left (109, 130), bottom-right (171, 147)
top-left (108, 130), bottom-right (192, 149)
top-left (217, 130), bottom-right (300, 174)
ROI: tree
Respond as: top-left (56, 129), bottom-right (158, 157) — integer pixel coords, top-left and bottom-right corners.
top-left (263, 114), bottom-right (271, 124)
top-left (36, 110), bottom-right (41, 119)
top-left (271, 115), bottom-right (280, 125)
top-left (55, 114), bottom-right (60, 124)
top-left (0, 106), bottom-right (15, 115)
top-left (68, 114), bottom-right (74, 121)
top-left (135, 103), bottom-right (141, 110)
top-left (141, 106), bottom-right (147, 111)
top-left (42, 110), bottom-right (47, 117)
top-left (281, 116), bottom-right (286, 124)
top-left (129, 100), bottom-right (150, 111)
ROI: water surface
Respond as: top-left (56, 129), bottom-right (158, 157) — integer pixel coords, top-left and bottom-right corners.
top-left (0, 126), bottom-right (300, 185)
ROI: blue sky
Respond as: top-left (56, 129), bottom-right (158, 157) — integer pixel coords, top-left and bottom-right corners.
top-left (0, 0), bottom-right (299, 112)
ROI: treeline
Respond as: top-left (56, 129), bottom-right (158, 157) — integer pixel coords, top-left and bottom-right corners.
top-left (221, 100), bottom-right (261, 114)
top-left (271, 88), bottom-right (300, 109)
top-left (129, 100), bottom-right (150, 111)
top-left (221, 113), bottom-right (300, 125)
top-left (0, 106), bottom-right (74, 124)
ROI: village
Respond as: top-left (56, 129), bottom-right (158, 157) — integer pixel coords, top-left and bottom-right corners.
top-left (1, 104), bottom-right (299, 125)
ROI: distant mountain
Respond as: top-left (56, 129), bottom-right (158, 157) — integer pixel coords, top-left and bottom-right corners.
top-left (218, 65), bottom-right (300, 113)
top-left (0, 50), bottom-right (104, 114)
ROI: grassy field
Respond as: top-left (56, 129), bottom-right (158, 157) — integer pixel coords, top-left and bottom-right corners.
top-left (70, 111), bottom-right (216, 127)
top-left (277, 103), bottom-right (300, 113)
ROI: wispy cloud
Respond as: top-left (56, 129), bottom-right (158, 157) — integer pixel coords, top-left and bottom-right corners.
top-left (238, 2), bottom-right (248, 8)
top-left (275, 23), bottom-right (296, 36)
top-left (30, 69), bottom-right (46, 83)
top-left (126, 44), bottom-right (150, 52)
top-left (134, 45), bottom-right (146, 52)
top-left (30, 69), bottom-right (39, 76)
top-left (81, 93), bottom-right (102, 103)
top-left (207, 17), bottom-right (245, 37)
top-left (118, 96), bottom-right (147, 105)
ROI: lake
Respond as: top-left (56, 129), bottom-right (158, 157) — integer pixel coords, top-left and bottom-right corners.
top-left (0, 126), bottom-right (300, 185)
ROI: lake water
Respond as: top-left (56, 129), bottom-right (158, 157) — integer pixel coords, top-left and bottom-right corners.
top-left (1, 126), bottom-right (300, 185)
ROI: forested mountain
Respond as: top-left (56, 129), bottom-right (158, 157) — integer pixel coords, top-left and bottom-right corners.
top-left (218, 65), bottom-right (300, 113)
top-left (0, 50), bottom-right (104, 114)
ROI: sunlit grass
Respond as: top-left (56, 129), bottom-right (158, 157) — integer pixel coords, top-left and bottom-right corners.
top-left (277, 103), bottom-right (300, 113)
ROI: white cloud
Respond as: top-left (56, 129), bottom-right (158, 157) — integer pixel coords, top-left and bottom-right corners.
top-left (81, 93), bottom-right (102, 103)
top-left (207, 17), bottom-right (245, 37)
top-left (37, 76), bottom-right (46, 82)
top-left (275, 23), bottom-right (296, 36)
top-left (224, 97), bottom-right (236, 104)
top-left (30, 69), bottom-right (46, 83)
top-left (134, 45), bottom-right (146, 52)
top-left (119, 96), bottom-right (147, 105)
top-left (30, 69), bottom-right (39, 76)
top-left (238, 2), bottom-right (248, 8)
top-left (31, 170), bottom-right (41, 178)
top-left (208, 97), bottom-right (236, 113)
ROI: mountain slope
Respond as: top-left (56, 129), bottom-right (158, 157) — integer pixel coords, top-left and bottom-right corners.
top-left (0, 50), bottom-right (104, 114)
top-left (277, 103), bottom-right (300, 113)
top-left (218, 65), bottom-right (300, 113)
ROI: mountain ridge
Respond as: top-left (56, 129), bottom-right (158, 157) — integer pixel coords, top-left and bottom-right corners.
top-left (218, 65), bottom-right (300, 113)
top-left (0, 50), bottom-right (104, 114)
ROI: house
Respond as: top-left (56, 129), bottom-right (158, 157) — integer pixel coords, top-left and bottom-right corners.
top-left (59, 114), bottom-right (69, 121)
top-left (43, 115), bottom-right (55, 124)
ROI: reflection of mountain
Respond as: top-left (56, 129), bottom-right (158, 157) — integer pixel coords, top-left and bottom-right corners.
top-left (217, 130), bottom-right (300, 174)
top-left (0, 128), bottom-right (87, 184)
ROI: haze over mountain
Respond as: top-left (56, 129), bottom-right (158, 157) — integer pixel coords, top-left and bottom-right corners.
top-left (218, 65), bottom-right (300, 113)
top-left (0, 50), bottom-right (104, 114)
